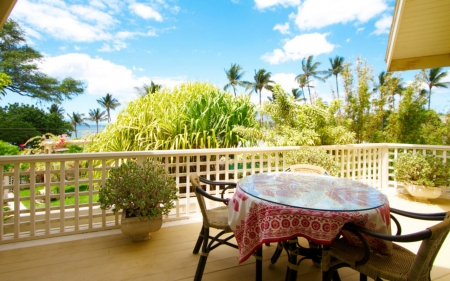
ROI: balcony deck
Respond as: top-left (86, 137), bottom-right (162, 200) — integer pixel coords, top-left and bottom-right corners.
top-left (1, 190), bottom-right (450, 281)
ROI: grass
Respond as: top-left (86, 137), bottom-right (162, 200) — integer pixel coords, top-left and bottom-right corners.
top-left (19, 184), bottom-right (99, 209)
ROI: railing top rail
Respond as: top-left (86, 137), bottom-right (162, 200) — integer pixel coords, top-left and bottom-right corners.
top-left (1, 143), bottom-right (449, 163)
top-left (0, 146), bottom-right (302, 163)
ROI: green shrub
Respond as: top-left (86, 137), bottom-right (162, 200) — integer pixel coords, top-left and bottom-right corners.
top-left (0, 140), bottom-right (20, 171)
top-left (394, 151), bottom-right (450, 187)
top-left (99, 160), bottom-right (178, 220)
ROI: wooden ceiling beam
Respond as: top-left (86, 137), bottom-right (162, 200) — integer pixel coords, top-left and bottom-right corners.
top-left (0, 0), bottom-right (18, 29)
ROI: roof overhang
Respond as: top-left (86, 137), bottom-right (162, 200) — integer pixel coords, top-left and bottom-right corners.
top-left (0, 0), bottom-right (17, 29)
top-left (385, 0), bottom-right (450, 72)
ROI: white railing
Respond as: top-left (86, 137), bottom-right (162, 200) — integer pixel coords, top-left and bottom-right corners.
top-left (1, 143), bottom-right (449, 244)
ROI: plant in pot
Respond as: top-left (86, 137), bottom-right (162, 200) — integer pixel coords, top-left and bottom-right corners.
top-left (285, 147), bottom-right (340, 176)
top-left (393, 151), bottom-right (450, 200)
top-left (99, 159), bottom-right (178, 241)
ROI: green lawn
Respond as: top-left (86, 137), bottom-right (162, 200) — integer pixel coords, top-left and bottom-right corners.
top-left (19, 184), bottom-right (99, 209)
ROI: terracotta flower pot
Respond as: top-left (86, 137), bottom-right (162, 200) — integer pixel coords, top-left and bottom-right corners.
top-left (120, 212), bottom-right (162, 241)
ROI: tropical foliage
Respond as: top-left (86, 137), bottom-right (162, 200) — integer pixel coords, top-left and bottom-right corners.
top-left (258, 85), bottom-right (355, 146)
top-left (0, 19), bottom-right (84, 103)
top-left (0, 103), bottom-right (72, 145)
top-left (86, 82), bottom-right (258, 152)
top-left (0, 140), bottom-right (20, 172)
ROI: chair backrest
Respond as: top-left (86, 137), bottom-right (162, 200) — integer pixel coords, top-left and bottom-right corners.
top-left (285, 164), bottom-right (329, 175)
top-left (190, 173), bottom-right (229, 229)
top-left (409, 211), bottom-right (450, 280)
top-left (190, 173), bottom-right (208, 224)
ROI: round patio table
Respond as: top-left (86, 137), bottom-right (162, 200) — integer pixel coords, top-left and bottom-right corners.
top-left (228, 172), bottom-right (391, 280)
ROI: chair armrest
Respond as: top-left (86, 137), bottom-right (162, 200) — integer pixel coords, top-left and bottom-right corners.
top-left (390, 208), bottom-right (446, 221)
top-left (195, 186), bottom-right (229, 204)
top-left (199, 176), bottom-right (237, 199)
top-left (343, 223), bottom-right (432, 243)
top-left (198, 176), bottom-right (237, 187)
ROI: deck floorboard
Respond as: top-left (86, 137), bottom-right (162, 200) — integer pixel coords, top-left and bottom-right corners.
top-left (1, 191), bottom-right (450, 281)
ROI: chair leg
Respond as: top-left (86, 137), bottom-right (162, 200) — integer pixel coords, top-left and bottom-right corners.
top-left (194, 227), bottom-right (209, 281)
top-left (270, 242), bottom-right (284, 264)
top-left (193, 227), bottom-right (204, 254)
top-left (359, 274), bottom-right (367, 281)
top-left (255, 247), bottom-right (263, 281)
top-left (309, 241), bottom-right (322, 267)
top-left (332, 270), bottom-right (342, 281)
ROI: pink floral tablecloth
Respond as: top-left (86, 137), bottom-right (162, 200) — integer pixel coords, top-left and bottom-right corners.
top-left (228, 172), bottom-right (392, 264)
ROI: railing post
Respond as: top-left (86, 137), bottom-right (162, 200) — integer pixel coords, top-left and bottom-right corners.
top-left (380, 145), bottom-right (390, 190)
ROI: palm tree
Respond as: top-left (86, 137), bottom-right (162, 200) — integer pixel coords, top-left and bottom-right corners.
top-left (291, 88), bottom-right (306, 103)
top-left (389, 76), bottom-right (405, 110)
top-left (47, 104), bottom-right (65, 117)
top-left (421, 68), bottom-right (450, 110)
top-left (97, 93), bottom-right (121, 123)
top-left (327, 56), bottom-right (345, 99)
top-left (374, 71), bottom-right (387, 93)
top-left (295, 55), bottom-right (327, 104)
top-left (295, 74), bottom-right (311, 103)
top-left (87, 108), bottom-right (107, 133)
top-left (374, 71), bottom-right (404, 110)
top-left (248, 69), bottom-right (274, 126)
top-left (67, 112), bottom-right (89, 138)
top-left (135, 81), bottom-right (162, 95)
top-left (223, 63), bottom-right (249, 97)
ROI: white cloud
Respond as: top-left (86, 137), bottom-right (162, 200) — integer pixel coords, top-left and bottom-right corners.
top-left (129, 3), bottom-right (163, 21)
top-left (38, 53), bottom-right (186, 120)
top-left (261, 33), bottom-right (334, 64)
top-left (295, 0), bottom-right (388, 30)
top-left (273, 22), bottom-right (290, 34)
top-left (39, 53), bottom-right (185, 98)
top-left (272, 73), bottom-right (299, 92)
top-left (89, 0), bottom-right (107, 10)
top-left (373, 14), bottom-right (392, 35)
top-left (346, 38), bottom-right (350, 42)
top-left (11, 0), bottom-right (163, 51)
top-left (98, 41), bottom-right (127, 52)
top-left (255, 0), bottom-right (300, 10)
top-left (12, 0), bottom-right (115, 42)
top-left (356, 27), bottom-right (365, 34)
top-left (171, 6), bottom-right (181, 14)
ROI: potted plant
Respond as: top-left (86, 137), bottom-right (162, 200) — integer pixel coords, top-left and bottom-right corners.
top-left (393, 151), bottom-right (450, 199)
top-left (99, 159), bottom-right (178, 241)
top-left (285, 147), bottom-right (340, 176)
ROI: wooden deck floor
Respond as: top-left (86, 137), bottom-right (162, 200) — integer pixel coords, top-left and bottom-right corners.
top-left (1, 191), bottom-right (450, 281)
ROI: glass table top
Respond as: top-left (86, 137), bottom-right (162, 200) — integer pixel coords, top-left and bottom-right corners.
top-left (238, 172), bottom-right (387, 211)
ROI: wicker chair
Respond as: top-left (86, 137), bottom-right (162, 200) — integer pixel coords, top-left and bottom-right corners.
top-left (284, 163), bottom-right (329, 175)
top-left (270, 164), bottom-right (330, 266)
top-left (190, 173), bottom-right (263, 281)
top-left (322, 209), bottom-right (450, 281)
top-left (191, 175), bottom-right (236, 254)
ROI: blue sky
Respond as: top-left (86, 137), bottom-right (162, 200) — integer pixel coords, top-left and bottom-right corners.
top-left (3, 0), bottom-right (450, 123)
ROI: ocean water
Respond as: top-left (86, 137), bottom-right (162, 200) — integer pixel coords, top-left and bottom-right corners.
top-left (72, 124), bottom-right (107, 138)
